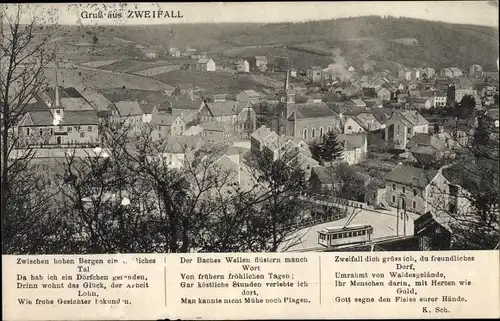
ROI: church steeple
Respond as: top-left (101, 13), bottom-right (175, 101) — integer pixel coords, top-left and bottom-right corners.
top-left (283, 68), bottom-right (295, 118)
top-left (50, 67), bottom-right (64, 121)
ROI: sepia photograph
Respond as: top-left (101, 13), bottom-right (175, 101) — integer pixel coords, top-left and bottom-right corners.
top-left (1, 1), bottom-right (499, 256)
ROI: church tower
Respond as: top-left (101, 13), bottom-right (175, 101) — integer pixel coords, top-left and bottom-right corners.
top-left (283, 68), bottom-right (296, 118)
top-left (50, 67), bottom-right (64, 121)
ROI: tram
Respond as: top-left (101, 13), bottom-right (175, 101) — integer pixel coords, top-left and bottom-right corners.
top-left (317, 224), bottom-right (373, 247)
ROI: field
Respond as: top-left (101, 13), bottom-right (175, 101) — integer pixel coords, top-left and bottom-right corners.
top-left (153, 70), bottom-right (283, 94)
top-left (98, 59), bottom-right (173, 73)
top-left (43, 66), bottom-right (174, 92)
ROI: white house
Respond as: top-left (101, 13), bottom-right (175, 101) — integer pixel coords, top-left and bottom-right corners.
top-left (196, 58), bottom-right (216, 72)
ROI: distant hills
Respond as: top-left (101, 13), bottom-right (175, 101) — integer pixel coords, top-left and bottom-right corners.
top-left (51, 16), bottom-right (499, 73)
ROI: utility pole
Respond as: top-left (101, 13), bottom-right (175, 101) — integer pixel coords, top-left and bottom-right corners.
top-left (396, 198), bottom-right (400, 236)
top-left (403, 205), bottom-right (407, 236)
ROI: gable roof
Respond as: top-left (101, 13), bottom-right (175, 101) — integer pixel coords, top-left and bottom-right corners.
top-left (205, 101), bottom-right (246, 117)
top-left (26, 111), bottom-right (54, 126)
top-left (240, 90), bottom-right (261, 98)
top-left (62, 111), bottom-right (99, 125)
top-left (393, 110), bottom-right (429, 126)
top-left (197, 58), bottom-right (213, 64)
top-left (386, 164), bottom-right (439, 189)
top-left (293, 103), bottom-right (336, 119)
top-left (251, 125), bottom-right (274, 142)
top-left (337, 133), bottom-right (366, 150)
top-left (351, 98), bottom-right (366, 106)
top-left (114, 101), bottom-right (143, 116)
top-left (311, 166), bottom-right (336, 185)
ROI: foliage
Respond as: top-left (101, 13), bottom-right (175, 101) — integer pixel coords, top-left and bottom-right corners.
top-left (317, 131), bottom-right (344, 162)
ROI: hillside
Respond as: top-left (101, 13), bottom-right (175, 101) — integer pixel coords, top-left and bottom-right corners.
top-left (51, 16), bottom-right (498, 73)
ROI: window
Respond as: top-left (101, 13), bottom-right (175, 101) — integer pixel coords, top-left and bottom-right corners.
top-left (88, 126), bottom-right (92, 132)
top-left (26, 128), bottom-right (30, 135)
top-left (392, 184), bottom-right (396, 191)
top-left (392, 195), bottom-right (396, 203)
top-left (413, 189), bottom-right (418, 196)
top-left (67, 126), bottom-right (72, 133)
top-left (320, 127), bottom-right (324, 137)
top-left (397, 125), bottom-right (400, 130)
top-left (311, 128), bottom-right (316, 138)
top-left (56, 109), bottom-right (61, 114)
top-left (50, 128), bottom-right (53, 135)
top-left (402, 186), bottom-right (406, 194)
top-left (80, 132), bottom-right (85, 138)
top-left (327, 126), bottom-right (332, 132)
top-left (407, 128), bottom-right (411, 134)
top-left (39, 128), bottom-right (43, 136)
top-left (412, 201), bottom-right (416, 209)
top-left (303, 129), bottom-right (308, 139)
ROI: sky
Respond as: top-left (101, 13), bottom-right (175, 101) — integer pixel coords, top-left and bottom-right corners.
top-left (2, 1), bottom-right (499, 27)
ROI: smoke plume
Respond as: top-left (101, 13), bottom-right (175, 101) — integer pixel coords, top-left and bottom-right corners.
top-left (323, 48), bottom-right (353, 81)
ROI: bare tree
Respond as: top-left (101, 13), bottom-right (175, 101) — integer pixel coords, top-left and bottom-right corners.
top-left (418, 102), bottom-right (499, 250)
top-left (1, 4), bottom-right (58, 253)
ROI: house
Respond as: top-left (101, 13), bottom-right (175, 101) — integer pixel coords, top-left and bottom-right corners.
top-left (152, 136), bottom-right (204, 169)
top-left (17, 105), bottom-right (100, 147)
top-left (310, 166), bottom-right (336, 191)
top-left (384, 110), bottom-right (429, 149)
top-left (409, 90), bottom-right (421, 98)
top-left (430, 91), bottom-right (447, 107)
top-left (365, 179), bottom-right (387, 207)
top-left (343, 116), bottom-right (366, 134)
top-left (422, 67), bottom-right (436, 79)
top-left (355, 112), bottom-right (383, 131)
top-left (193, 142), bottom-right (250, 193)
top-left (406, 133), bottom-right (452, 164)
top-left (306, 66), bottom-right (323, 84)
top-left (348, 66), bottom-right (355, 73)
top-left (397, 94), bottom-right (410, 105)
top-left (398, 68), bottom-right (413, 81)
top-left (199, 98), bottom-right (257, 135)
top-left (385, 164), bottom-right (470, 216)
top-left (153, 113), bottom-right (186, 139)
top-left (337, 133), bottom-right (367, 165)
top-left (440, 67), bottom-right (463, 78)
top-left (250, 126), bottom-right (311, 162)
top-left (454, 79), bottom-right (477, 103)
top-left (414, 211), bottom-right (453, 250)
top-left (198, 122), bottom-right (235, 143)
top-left (290, 68), bottom-right (298, 78)
top-left (109, 101), bottom-right (146, 130)
top-left (362, 87), bottom-right (377, 99)
top-left (191, 52), bottom-right (208, 60)
top-left (196, 58), bottom-right (216, 72)
top-left (306, 93), bottom-right (323, 104)
top-left (141, 48), bottom-right (158, 60)
top-left (237, 90), bottom-right (261, 105)
top-left (253, 56), bottom-right (268, 71)
top-left (171, 95), bottom-right (204, 123)
top-left (347, 98), bottom-right (367, 108)
top-left (236, 59), bottom-right (250, 73)
top-left (409, 97), bottom-right (432, 110)
top-left (169, 47), bottom-right (181, 57)
top-left (289, 83), bottom-right (307, 94)
top-left (469, 64), bottom-right (483, 78)
top-left (376, 87), bottom-right (392, 101)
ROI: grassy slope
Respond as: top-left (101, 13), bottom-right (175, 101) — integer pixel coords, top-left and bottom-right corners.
top-left (63, 16), bottom-right (497, 72)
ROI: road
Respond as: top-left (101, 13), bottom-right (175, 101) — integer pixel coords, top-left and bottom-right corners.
top-left (280, 204), bottom-right (419, 252)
